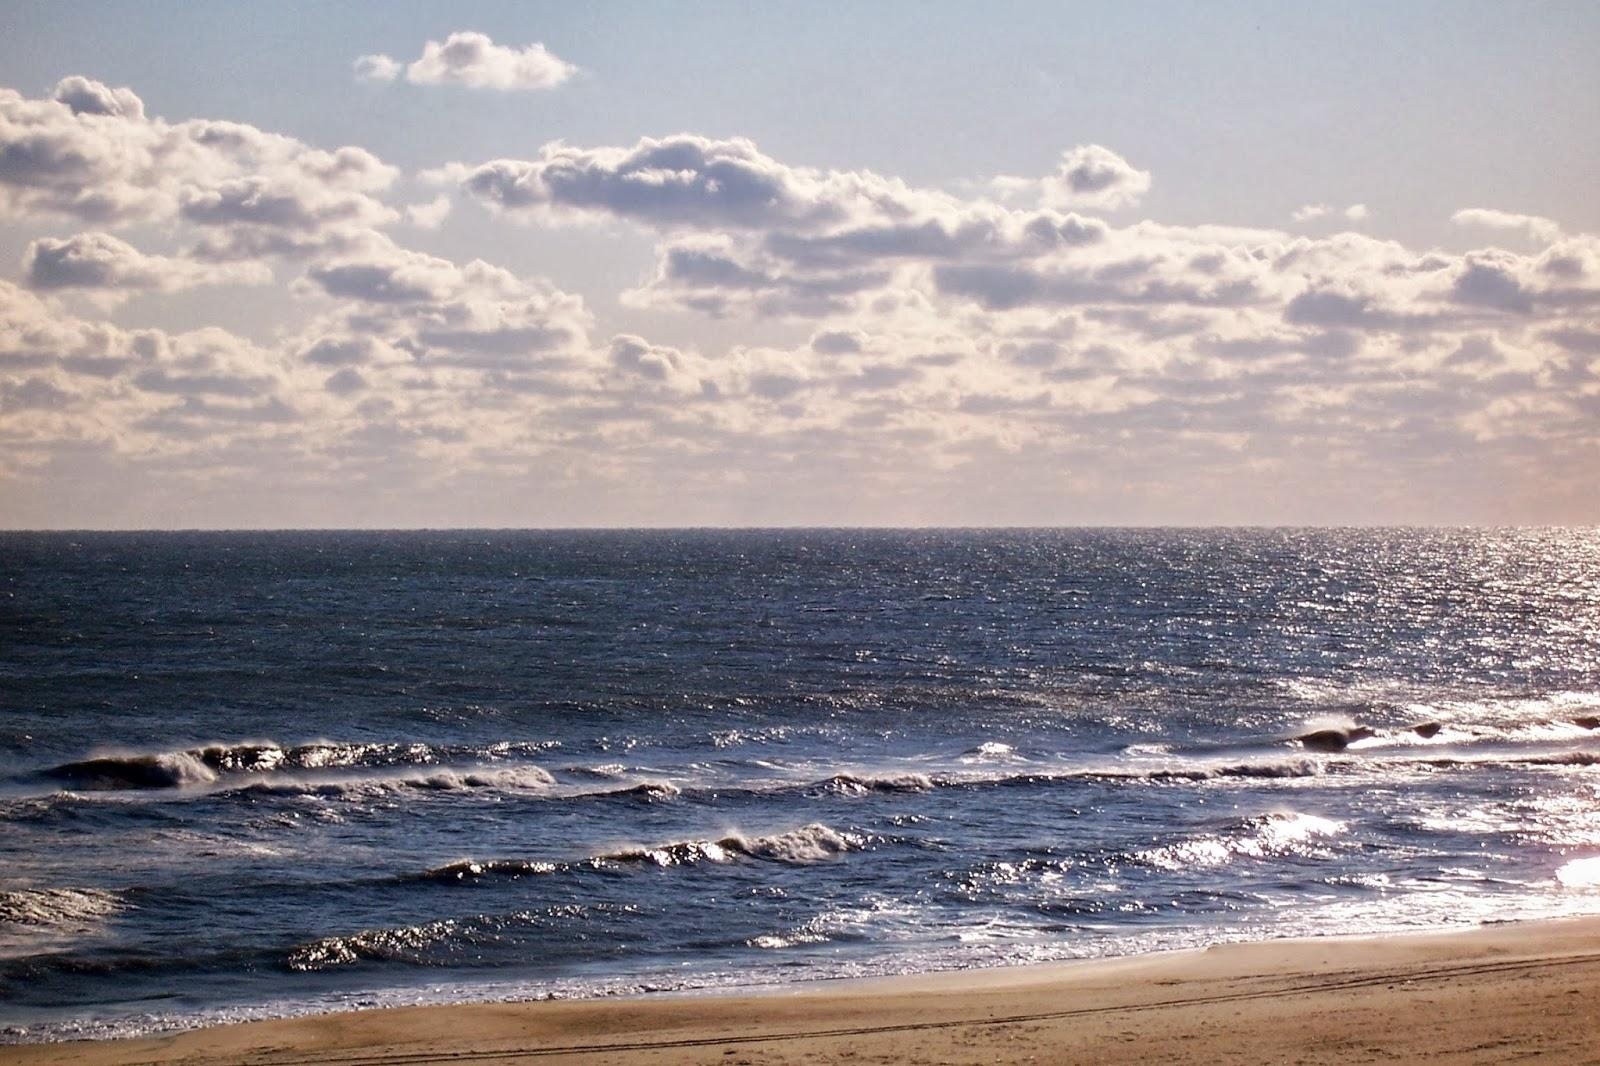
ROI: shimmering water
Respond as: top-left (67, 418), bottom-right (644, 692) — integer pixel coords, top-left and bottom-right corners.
top-left (2, 529), bottom-right (1598, 1042)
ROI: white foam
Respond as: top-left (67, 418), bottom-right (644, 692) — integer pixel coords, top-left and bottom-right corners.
top-left (1556, 857), bottom-right (1600, 889)
top-left (0, 886), bottom-right (122, 928)
top-left (733, 823), bottom-right (861, 863)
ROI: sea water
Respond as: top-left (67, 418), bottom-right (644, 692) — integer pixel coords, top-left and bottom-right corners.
top-left (1, 529), bottom-right (1597, 1041)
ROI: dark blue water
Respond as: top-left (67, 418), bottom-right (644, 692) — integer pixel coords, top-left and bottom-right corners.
top-left (2, 529), bottom-right (1598, 1041)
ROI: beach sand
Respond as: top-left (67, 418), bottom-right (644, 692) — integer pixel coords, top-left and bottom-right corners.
top-left (8, 916), bottom-right (1599, 1065)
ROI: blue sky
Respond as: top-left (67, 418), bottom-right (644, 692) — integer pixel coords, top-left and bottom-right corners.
top-left (1, 2), bottom-right (1597, 526)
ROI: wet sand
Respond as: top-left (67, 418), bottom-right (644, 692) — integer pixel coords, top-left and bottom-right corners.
top-left (8, 916), bottom-right (1600, 1065)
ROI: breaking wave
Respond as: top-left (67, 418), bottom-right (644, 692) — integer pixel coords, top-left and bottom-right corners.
top-left (41, 753), bottom-right (218, 791)
top-left (1136, 812), bottom-right (1347, 870)
top-left (595, 781), bottom-right (681, 802)
top-left (416, 823), bottom-right (865, 884)
top-left (35, 740), bottom-right (560, 793)
top-left (0, 887), bottom-right (122, 930)
top-left (30, 741), bottom-right (561, 800)
top-left (820, 772), bottom-right (934, 795)
top-left (288, 919), bottom-right (468, 972)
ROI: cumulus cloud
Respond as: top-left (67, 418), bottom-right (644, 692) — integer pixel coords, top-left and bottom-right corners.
top-left (4, 77), bottom-right (1598, 525)
top-left (454, 134), bottom-right (922, 231)
top-left (24, 232), bottom-right (270, 293)
top-left (0, 78), bottom-right (398, 259)
top-left (1042, 145), bottom-right (1151, 211)
top-left (405, 195), bottom-right (453, 229)
top-left (625, 236), bottom-right (890, 319)
top-left (811, 329), bottom-right (866, 355)
top-left (51, 74), bottom-right (144, 119)
top-left (353, 54), bottom-right (402, 83)
top-left (1452, 207), bottom-right (1562, 243)
top-left (298, 238), bottom-right (592, 373)
top-left (358, 31), bottom-right (576, 91)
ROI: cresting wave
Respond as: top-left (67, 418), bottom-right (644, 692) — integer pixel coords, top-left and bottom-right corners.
top-left (31, 741), bottom-right (560, 794)
top-left (23, 746), bottom-right (1596, 816)
top-left (418, 823), bottom-right (865, 883)
top-left (0, 887), bottom-right (122, 930)
top-left (287, 918), bottom-right (470, 973)
top-left (1135, 812), bottom-right (1347, 871)
top-left (230, 765), bottom-right (560, 799)
top-left (36, 739), bottom-right (563, 788)
top-left (1293, 714), bottom-right (1600, 752)
top-left (820, 772), bottom-right (935, 795)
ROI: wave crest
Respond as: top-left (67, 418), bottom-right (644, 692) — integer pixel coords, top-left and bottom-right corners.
top-left (1137, 811), bottom-right (1346, 871)
top-left (287, 920), bottom-right (462, 972)
top-left (0, 887), bottom-right (122, 929)
top-left (821, 772), bottom-right (933, 795)
top-left (43, 753), bottom-right (217, 791)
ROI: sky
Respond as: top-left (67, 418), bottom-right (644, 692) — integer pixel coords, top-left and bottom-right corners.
top-left (0, 1), bottom-right (1597, 528)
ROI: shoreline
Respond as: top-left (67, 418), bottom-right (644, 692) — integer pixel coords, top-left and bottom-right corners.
top-left (8, 915), bottom-right (1600, 1065)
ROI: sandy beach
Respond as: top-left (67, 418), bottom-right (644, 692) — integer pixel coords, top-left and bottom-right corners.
top-left (8, 916), bottom-right (1599, 1066)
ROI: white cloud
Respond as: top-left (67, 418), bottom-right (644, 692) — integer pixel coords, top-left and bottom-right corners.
top-left (362, 31), bottom-right (577, 91)
top-left (4, 76), bottom-right (1599, 525)
top-left (297, 238), bottom-right (593, 374)
top-left (1293, 203), bottom-right (1369, 223)
top-left (353, 54), bottom-right (402, 83)
top-left (24, 232), bottom-right (270, 294)
top-left (405, 194), bottom-right (453, 229)
top-left (1452, 207), bottom-right (1562, 243)
top-left (0, 79), bottom-right (399, 261)
top-left (992, 145), bottom-right (1150, 212)
top-left (1042, 145), bottom-right (1151, 211)
top-left (454, 134), bottom-right (945, 232)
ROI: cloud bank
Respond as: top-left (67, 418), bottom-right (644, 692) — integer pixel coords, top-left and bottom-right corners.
top-left (1, 76), bottom-right (1596, 526)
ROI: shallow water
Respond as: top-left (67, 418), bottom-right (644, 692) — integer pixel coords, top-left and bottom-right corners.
top-left (2, 528), bottom-right (1598, 1041)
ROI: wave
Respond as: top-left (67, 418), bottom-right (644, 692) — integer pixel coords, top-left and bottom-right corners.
top-left (416, 823), bottom-right (865, 884)
top-left (819, 772), bottom-right (934, 795)
top-left (35, 740), bottom-right (560, 793)
top-left (562, 762), bottom-right (629, 779)
top-left (594, 780), bottom-right (681, 802)
top-left (417, 858), bottom-right (559, 883)
top-left (229, 765), bottom-right (558, 799)
top-left (0, 887), bottom-right (122, 930)
top-left (1556, 856), bottom-right (1600, 889)
top-left (30, 740), bottom-right (563, 802)
top-left (1135, 812), bottom-right (1346, 871)
top-left (41, 753), bottom-right (218, 791)
top-left (1282, 688), bottom-right (1600, 753)
top-left (288, 919), bottom-right (466, 972)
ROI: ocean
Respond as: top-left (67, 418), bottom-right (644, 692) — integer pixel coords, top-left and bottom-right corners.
top-left (2, 528), bottom-right (1597, 1042)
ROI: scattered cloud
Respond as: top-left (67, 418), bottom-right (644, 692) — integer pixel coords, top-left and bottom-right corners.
top-left (0, 78), bottom-right (399, 261)
top-left (356, 31), bottom-right (576, 91)
top-left (1293, 203), bottom-right (1370, 224)
top-left (2, 73), bottom-right (1595, 524)
top-left (24, 232), bottom-right (270, 294)
top-left (1043, 145), bottom-right (1151, 211)
top-left (1452, 207), bottom-right (1562, 244)
top-left (352, 54), bottom-right (402, 83)
top-left (405, 195), bottom-right (453, 229)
